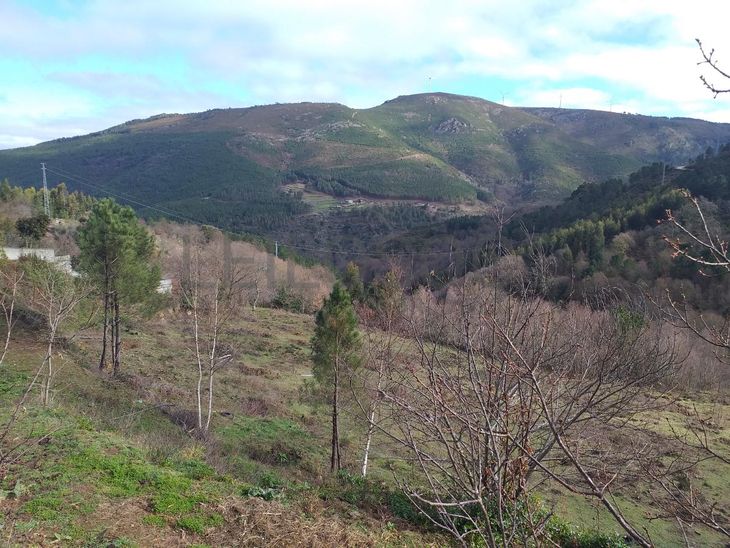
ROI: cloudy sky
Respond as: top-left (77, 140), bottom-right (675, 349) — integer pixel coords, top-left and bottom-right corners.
top-left (1, 0), bottom-right (729, 149)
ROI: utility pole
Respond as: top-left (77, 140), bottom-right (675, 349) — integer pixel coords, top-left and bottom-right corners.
top-left (41, 162), bottom-right (50, 217)
top-left (275, 241), bottom-right (279, 259)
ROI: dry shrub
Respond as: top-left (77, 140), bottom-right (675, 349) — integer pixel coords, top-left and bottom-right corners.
top-left (238, 397), bottom-right (271, 417)
top-left (127, 373), bottom-right (188, 403)
top-left (672, 327), bottom-right (730, 391)
top-left (236, 363), bottom-right (268, 377)
top-left (153, 222), bottom-right (333, 313)
top-left (159, 405), bottom-right (199, 432)
top-left (202, 495), bottom-right (441, 547)
top-left (74, 499), bottom-right (186, 547)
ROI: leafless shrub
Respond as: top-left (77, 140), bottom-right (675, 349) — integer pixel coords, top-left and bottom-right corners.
top-left (372, 264), bottom-right (679, 547)
top-left (655, 192), bottom-right (730, 539)
top-left (154, 222), bottom-right (333, 312)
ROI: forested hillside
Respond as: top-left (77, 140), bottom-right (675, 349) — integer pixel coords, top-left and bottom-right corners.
top-left (2, 93), bottom-right (730, 238)
top-left (344, 145), bottom-right (730, 322)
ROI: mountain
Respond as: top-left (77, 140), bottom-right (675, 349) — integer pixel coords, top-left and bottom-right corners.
top-left (2, 93), bottom-right (730, 235)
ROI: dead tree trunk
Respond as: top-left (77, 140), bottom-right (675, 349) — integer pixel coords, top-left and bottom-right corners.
top-left (361, 409), bottom-right (375, 476)
top-left (0, 267), bottom-right (23, 366)
top-left (42, 333), bottom-right (55, 407)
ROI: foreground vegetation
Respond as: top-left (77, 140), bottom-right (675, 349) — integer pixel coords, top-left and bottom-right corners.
top-left (1, 293), bottom-right (727, 546)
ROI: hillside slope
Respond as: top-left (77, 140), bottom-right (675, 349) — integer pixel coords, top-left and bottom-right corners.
top-left (2, 93), bottom-right (730, 235)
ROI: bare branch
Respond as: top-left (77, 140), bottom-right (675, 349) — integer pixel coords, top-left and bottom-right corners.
top-left (697, 39), bottom-right (730, 97)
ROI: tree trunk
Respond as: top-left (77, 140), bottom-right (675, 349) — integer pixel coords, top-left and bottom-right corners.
top-left (43, 352), bottom-right (52, 407)
top-left (112, 292), bottom-right (121, 376)
top-left (331, 361), bottom-right (341, 472)
top-left (0, 269), bottom-right (21, 367)
top-left (196, 355), bottom-right (203, 432)
top-left (205, 369), bottom-right (214, 432)
top-left (0, 314), bottom-right (12, 366)
top-left (42, 334), bottom-right (54, 407)
top-left (252, 286), bottom-right (259, 310)
top-left (361, 409), bottom-right (376, 477)
top-left (190, 291), bottom-right (204, 431)
top-left (99, 283), bottom-right (109, 370)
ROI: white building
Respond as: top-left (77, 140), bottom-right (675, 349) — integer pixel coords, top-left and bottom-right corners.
top-left (3, 247), bottom-right (76, 276)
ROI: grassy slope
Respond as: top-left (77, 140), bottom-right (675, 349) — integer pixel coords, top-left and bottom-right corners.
top-left (2, 307), bottom-right (728, 546)
top-left (542, 396), bottom-right (730, 548)
top-left (0, 314), bottom-right (443, 547)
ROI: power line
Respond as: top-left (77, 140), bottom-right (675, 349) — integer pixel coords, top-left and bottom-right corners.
top-left (45, 166), bottom-right (203, 225)
top-left (43, 164), bottom-right (463, 259)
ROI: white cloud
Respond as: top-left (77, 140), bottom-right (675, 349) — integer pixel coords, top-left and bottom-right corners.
top-left (1, 0), bottom-right (730, 147)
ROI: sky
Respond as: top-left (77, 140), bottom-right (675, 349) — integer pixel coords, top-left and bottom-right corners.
top-left (1, 0), bottom-right (730, 149)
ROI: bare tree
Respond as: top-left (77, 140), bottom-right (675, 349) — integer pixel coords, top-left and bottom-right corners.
top-left (352, 265), bottom-right (407, 477)
top-left (663, 192), bottom-right (730, 354)
top-left (0, 263), bottom-right (88, 471)
top-left (178, 236), bottom-right (247, 434)
top-left (665, 192), bottom-right (729, 274)
top-left (0, 353), bottom-right (58, 472)
top-left (248, 262), bottom-right (268, 311)
top-left (658, 193), bottom-right (730, 540)
top-left (0, 261), bottom-right (23, 366)
top-left (374, 269), bottom-right (677, 547)
top-left (23, 258), bottom-right (89, 407)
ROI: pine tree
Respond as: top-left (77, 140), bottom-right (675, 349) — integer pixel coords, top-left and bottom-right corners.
top-left (76, 199), bottom-right (159, 376)
top-left (311, 283), bottom-right (361, 472)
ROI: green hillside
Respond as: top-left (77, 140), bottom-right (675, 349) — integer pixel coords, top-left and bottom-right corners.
top-left (2, 93), bottom-right (730, 235)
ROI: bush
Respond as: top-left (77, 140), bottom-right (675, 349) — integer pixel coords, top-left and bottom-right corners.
top-left (15, 214), bottom-right (50, 243)
top-left (271, 286), bottom-right (305, 312)
top-left (387, 491), bottom-right (428, 526)
top-left (171, 458), bottom-right (216, 480)
top-left (241, 484), bottom-right (281, 501)
top-left (546, 515), bottom-right (630, 547)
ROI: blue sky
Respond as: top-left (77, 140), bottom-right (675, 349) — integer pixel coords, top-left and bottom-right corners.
top-left (1, 0), bottom-right (729, 149)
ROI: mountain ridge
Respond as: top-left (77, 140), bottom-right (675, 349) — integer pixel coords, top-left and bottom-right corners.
top-left (2, 92), bottom-right (730, 234)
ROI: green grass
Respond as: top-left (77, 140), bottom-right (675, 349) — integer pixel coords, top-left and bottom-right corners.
top-left (175, 512), bottom-right (224, 534)
top-left (307, 195), bottom-right (340, 211)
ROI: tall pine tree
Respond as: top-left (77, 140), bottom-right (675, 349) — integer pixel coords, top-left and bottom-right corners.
top-left (76, 199), bottom-right (159, 376)
top-left (311, 283), bottom-right (361, 472)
